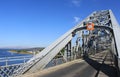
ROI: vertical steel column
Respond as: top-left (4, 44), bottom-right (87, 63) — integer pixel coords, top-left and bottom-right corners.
top-left (68, 41), bottom-right (72, 56)
top-left (67, 41), bottom-right (72, 61)
top-left (64, 44), bottom-right (68, 61)
top-left (82, 31), bottom-right (85, 55)
top-left (64, 41), bottom-right (72, 61)
top-left (75, 37), bottom-right (81, 58)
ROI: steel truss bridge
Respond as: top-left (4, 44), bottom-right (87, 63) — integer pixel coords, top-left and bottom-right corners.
top-left (0, 10), bottom-right (120, 77)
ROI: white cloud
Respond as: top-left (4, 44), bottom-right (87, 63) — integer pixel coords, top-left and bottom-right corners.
top-left (71, 0), bottom-right (81, 7)
top-left (74, 16), bottom-right (80, 23)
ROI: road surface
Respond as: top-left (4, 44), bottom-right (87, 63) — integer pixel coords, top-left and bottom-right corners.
top-left (21, 51), bottom-right (118, 77)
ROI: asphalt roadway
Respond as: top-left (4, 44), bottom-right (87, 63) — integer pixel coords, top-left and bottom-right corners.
top-left (22, 51), bottom-right (118, 77)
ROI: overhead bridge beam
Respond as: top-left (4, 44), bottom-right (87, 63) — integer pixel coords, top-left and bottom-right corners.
top-left (73, 25), bottom-right (113, 35)
top-left (23, 25), bottom-right (115, 74)
top-left (11, 10), bottom-right (120, 77)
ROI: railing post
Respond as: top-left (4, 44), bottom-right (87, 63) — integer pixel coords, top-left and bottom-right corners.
top-left (24, 57), bottom-right (26, 64)
top-left (6, 57), bottom-right (8, 67)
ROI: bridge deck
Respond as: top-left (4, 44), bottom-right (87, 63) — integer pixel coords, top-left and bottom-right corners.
top-left (21, 51), bottom-right (118, 77)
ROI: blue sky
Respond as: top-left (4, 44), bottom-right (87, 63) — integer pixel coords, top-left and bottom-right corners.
top-left (0, 0), bottom-right (120, 48)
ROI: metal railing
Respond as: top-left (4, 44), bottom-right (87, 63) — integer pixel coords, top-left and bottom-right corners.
top-left (0, 55), bottom-right (33, 77)
top-left (0, 55), bottom-right (33, 67)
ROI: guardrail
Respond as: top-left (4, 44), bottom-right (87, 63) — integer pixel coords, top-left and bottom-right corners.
top-left (0, 56), bottom-right (64, 77)
top-left (0, 55), bottom-right (33, 67)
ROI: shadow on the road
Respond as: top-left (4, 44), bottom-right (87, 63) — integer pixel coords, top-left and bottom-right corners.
top-left (83, 56), bottom-right (118, 77)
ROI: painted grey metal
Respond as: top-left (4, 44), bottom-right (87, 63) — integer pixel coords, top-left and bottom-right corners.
top-left (109, 10), bottom-right (120, 69)
top-left (10, 10), bottom-right (120, 77)
top-left (0, 55), bottom-right (32, 67)
top-left (0, 64), bottom-right (23, 77)
top-left (0, 56), bottom-right (32, 77)
top-left (11, 18), bottom-right (90, 76)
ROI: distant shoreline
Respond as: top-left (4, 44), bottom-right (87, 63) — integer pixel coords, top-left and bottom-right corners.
top-left (9, 50), bottom-right (33, 54)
